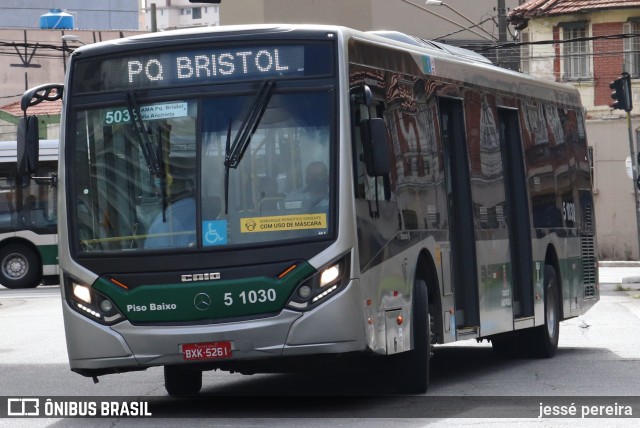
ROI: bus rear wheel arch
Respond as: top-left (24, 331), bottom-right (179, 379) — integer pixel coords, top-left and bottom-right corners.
top-left (490, 263), bottom-right (560, 358)
top-left (0, 242), bottom-right (42, 289)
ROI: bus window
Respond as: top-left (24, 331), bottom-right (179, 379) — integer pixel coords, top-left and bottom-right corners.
top-left (201, 91), bottom-right (332, 245)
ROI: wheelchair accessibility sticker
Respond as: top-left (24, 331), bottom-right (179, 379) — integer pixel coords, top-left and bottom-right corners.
top-left (202, 220), bottom-right (228, 246)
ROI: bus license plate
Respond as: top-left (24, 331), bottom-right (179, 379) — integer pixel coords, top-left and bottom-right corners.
top-left (181, 341), bottom-right (232, 361)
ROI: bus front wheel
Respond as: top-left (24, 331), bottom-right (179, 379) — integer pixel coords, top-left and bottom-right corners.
top-left (164, 365), bottom-right (202, 396)
top-left (0, 243), bottom-right (41, 289)
top-left (396, 279), bottom-right (433, 393)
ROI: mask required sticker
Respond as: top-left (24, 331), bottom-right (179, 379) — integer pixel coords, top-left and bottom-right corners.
top-left (240, 213), bottom-right (327, 233)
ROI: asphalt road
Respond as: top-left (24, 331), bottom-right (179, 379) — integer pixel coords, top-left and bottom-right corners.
top-left (1, 267), bottom-right (640, 426)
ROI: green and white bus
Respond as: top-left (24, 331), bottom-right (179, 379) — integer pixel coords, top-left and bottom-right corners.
top-left (19, 24), bottom-right (598, 394)
top-left (0, 139), bottom-right (58, 288)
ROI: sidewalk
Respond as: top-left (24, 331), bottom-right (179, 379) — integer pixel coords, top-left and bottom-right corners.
top-left (598, 261), bottom-right (640, 268)
top-left (598, 261), bottom-right (640, 286)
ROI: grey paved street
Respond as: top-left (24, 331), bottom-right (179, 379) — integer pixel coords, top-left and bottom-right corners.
top-left (2, 263), bottom-right (640, 427)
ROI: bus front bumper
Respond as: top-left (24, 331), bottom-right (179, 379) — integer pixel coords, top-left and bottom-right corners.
top-left (63, 281), bottom-right (365, 373)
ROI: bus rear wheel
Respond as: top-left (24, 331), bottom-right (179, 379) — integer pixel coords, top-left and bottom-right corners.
top-left (527, 265), bottom-right (560, 358)
top-left (0, 243), bottom-right (41, 289)
top-left (164, 365), bottom-right (202, 396)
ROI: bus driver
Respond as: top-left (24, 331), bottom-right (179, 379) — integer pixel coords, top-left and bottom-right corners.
top-left (286, 161), bottom-right (329, 209)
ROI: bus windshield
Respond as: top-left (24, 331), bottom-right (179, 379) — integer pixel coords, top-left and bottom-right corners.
top-left (72, 89), bottom-right (333, 253)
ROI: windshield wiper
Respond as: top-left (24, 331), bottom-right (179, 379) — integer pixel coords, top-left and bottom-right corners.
top-left (223, 79), bottom-right (275, 214)
top-left (125, 92), bottom-right (168, 219)
top-left (125, 92), bottom-right (163, 179)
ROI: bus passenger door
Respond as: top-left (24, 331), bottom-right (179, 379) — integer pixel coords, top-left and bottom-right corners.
top-left (498, 108), bottom-right (534, 319)
top-left (439, 98), bottom-right (480, 330)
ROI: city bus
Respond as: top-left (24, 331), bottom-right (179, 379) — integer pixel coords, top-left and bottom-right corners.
top-left (0, 139), bottom-right (58, 288)
top-left (18, 24), bottom-right (598, 394)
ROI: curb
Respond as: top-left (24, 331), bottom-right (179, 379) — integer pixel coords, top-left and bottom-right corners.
top-left (599, 261), bottom-right (640, 268)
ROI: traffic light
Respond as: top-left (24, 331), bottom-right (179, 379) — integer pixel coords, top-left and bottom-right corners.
top-left (610, 72), bottom-right (633, 112)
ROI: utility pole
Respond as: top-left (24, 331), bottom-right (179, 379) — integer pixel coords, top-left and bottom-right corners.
top-left (497, 0), bottom-right (507, 42)
top-left (496, 0), bottom-right (507, 68)
top-left (150, 3), bottom-right (157, 32)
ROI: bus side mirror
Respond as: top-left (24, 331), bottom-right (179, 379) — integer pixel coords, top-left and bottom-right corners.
top-left (360, 118), bottom-right (391, 177)
top-left (17, 115), bottom-right (40, 175)
top-left (351, 85), bottom-right (372, 107)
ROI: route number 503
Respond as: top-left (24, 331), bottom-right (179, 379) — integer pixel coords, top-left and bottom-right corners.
top-left (104, 109), bottom-right (136, 124)
top-left (224, 289), bottom-right (277, 306)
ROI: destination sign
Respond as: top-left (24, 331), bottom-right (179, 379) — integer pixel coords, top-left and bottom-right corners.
top-left (128, 47), bottom-right (302, 84)
top-left (72, 42), bottom-right (333, 93)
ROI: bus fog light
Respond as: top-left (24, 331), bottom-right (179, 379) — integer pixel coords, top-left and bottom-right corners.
top-left (298, 285), bottom-right (312, 299)
top-left (99, 299), bottom-right (114, 312)
top-left (73, 283), bottom-right (92, 304)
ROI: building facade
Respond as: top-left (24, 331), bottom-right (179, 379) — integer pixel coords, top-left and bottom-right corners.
top-left (510, 0), bottom-right (640, 259)
top-left (0, 29), bottom-right (144, 140)
top-left (2, 0), bottom-right (139, 30)
top-left (142, 0), bottom-right (220, 31)
top-left (143, 0), bottom-right (522, 57)
top-left (2, 1), bottom-right (526, 141)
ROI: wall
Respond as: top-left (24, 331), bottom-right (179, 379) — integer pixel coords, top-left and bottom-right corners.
top-left (0, 29), bottom-right (144, 100)
top-left (218, 0), bottom-right (521, 43)
top-left (0, 29), bottom-right (145, 141)
top-left (522, 8), bottom-right (640, 259)
top-left (524, 9), bottom-right (639, 116)
top-left (588, 119), bottom-right (640, 260)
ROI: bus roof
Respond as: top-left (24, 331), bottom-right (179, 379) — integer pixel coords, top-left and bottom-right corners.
top-left (0, 139), bottom-right (58, 163)
top-left (70, 23), bottom-right (582, 107)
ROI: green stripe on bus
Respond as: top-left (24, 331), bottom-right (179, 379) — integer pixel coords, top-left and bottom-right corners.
top-left (93, 262), bottom-right (316, 323)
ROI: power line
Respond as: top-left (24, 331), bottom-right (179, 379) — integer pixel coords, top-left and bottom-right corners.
top-left (519, 49), bottom-right (640, 61)
top-left (470, 32), bottom-right (640, 52)
top-left (0, 41), bottom-right (72, 54)
top-left (431, 17), bottom-right (497, 41)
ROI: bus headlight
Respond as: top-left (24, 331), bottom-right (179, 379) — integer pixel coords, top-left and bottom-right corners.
top-left (320, 265), bottom-right (340, 287)
top-left (64, 275), bottom-right (124, 325)
top-left (72, 283), bottom-right (92, 304)
top-left (286, 253), bottom-right (350, 310)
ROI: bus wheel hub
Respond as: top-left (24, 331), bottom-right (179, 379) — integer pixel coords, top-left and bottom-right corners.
top-left (4, 255), bottom-right (27, 278)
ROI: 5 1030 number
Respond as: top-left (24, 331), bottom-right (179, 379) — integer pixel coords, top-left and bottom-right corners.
top-left (223, 289), bottom-right (277, 306)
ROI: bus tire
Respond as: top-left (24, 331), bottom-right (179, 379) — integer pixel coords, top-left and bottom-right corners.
top-left (397, 279), bottom-right (433, 393)
top-left (0, 243), bottom-right (41, 289)
top-left (528, 265), bottom-right (560, 358)
top-left (164, 365), bottom-right (202, 396)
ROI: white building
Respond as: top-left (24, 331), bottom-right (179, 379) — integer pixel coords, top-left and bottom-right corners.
top-left (142, 0), bottom-right (220, 31)
top-left (2, 1), bottom-right (139, 30)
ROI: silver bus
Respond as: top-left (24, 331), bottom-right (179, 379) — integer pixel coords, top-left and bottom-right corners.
top-left (0, 139), bottom-right (58, 288)
top-left (19, 24), bottom-right (598, 394)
